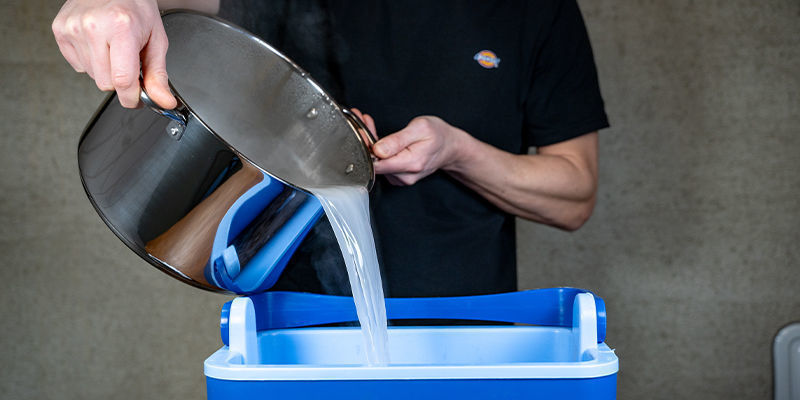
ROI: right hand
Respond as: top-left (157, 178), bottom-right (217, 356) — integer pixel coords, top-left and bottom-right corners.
top-left (52, 0), bottom-right (176, 109)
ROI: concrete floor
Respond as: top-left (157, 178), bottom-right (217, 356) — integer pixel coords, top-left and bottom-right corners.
top-left (1, 0), bottom-right (798, 399)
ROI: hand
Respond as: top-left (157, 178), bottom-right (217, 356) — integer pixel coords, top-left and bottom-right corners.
top-left (373, 116), bottom-right (466, 186)
top-left (52, 0), bottom-right (176, 109)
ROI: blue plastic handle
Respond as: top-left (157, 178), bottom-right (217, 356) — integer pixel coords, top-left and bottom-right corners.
top-left (205, 171), bottom-right (323, 294)
top-left (220, 301), bottom-right (232, 346)
top-left (220, 288), bottom-right (607, 344)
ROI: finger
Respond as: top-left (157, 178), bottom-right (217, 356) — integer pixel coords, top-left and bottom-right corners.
top-left (349, 108), bottom-right (377, 148)
top-left (362, 113), bottom-right (377, 140)
top-left (55, 38), bottom-right (84, 72)
top-left (372, 126), bottom-right (427, 159)
top-left (75, 38), bottom-right (95, 78)
top-left (87, 37), bottom-right (113, 90)
top-left (61, 15), bottom-right (90, 73)
top-left (109, 31), bottom-right (142, 108)
top-left (79, 13), bottom-right (113, 90)
top-left (351, 109), bottom-right (377, 138)
top-left (141, 24), bottom-right (176, 109)
top-left (373, 149), bottom-right (421, 175)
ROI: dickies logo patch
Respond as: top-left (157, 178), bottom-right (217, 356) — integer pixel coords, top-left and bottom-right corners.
top-left (474, 50), bottom-right (501, 69)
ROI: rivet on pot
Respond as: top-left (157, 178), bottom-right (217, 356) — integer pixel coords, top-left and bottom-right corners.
top-left (306, 107), bottom-right (318, 119)
top-left (345, 164), bottom-right (354, 174)
top-left (166, 120), bottom-right (184, 141)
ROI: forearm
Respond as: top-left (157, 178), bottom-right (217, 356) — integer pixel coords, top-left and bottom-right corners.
top-left (157, 0), bottom-right (218, 14)
top-left (445, 130), bottom-right (598, 231)
top-left (368, 114), bottom-right (599, 230)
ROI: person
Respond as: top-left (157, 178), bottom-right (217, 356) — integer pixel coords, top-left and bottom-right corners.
top-left (53, 0), bottom-right (608, 299)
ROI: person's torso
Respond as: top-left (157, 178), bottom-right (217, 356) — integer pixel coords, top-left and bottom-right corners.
top-left (237, 1), bottom-right (552, 296)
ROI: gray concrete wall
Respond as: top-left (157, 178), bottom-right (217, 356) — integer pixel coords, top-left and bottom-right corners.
top-left (518, 0), bottom-right (800, 398)
top-left (1, 0), bottom-right (797, 399)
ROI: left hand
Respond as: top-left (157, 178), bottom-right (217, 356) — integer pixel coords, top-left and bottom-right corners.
top-left (350, 110), bottom-right (466, 186)
top-left (348, 108), bottom-right (598, 229)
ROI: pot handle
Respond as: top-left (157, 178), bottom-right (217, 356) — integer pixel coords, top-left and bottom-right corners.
top-left (342, 108), bottom-right (377, 151)
top-left (138, 78), bottom-right (188, 128)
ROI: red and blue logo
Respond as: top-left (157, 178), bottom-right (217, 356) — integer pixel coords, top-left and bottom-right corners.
top-left (474, 50), bottom-right (501, 69)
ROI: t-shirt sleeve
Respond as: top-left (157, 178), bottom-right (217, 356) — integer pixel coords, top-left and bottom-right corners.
top-left (524, 0), bottom-right (609, 147)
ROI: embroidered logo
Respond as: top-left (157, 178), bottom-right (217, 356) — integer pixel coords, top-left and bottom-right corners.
top-left (474, 50), bottom-right (501, 69)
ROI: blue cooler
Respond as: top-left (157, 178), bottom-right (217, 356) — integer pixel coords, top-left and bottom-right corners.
top-left (204, 288), bottom-right (618, 399)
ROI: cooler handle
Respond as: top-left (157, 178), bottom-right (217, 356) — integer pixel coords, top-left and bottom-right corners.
top-left (220, 288), bottom-right (606, 345)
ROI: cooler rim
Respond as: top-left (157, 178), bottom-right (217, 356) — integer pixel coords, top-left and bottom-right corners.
top-left (204, 328), bottom-right (618, 381)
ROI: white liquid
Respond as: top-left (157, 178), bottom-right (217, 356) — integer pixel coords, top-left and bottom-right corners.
top-left (310, 186), bottom-right (390, 365)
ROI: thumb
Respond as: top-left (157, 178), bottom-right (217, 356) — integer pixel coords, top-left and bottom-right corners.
top-left (373, 125), bottom-right (426, 159)
top-left (141, 24), bottom-right (176, 109)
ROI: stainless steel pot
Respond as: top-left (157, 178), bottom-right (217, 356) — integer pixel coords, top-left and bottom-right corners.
top-left (78, 11), bottom-right (374, 294)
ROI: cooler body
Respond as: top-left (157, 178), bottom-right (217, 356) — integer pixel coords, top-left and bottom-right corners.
top-left (208, 376), bottom-right (617, 400)
top-left (204, 288), bottom-right (619, 399)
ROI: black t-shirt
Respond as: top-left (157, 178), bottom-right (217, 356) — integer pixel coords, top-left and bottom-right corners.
top-left (218, 0), bottom-right (609, 297)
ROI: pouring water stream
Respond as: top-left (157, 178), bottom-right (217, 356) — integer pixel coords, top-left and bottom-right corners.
top-left (310, 186), bottom-right (390, 365)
